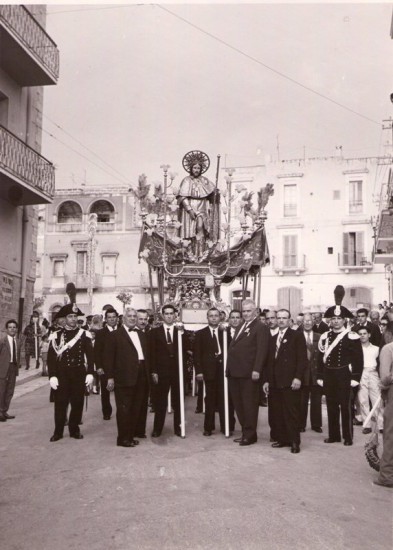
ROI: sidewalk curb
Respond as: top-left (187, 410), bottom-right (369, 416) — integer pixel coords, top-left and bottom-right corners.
top-left (16, 372), bottom-right (43, 386)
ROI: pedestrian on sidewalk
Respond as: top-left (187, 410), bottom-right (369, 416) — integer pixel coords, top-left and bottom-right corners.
top-left (0, 319), bottom-right (21, 421)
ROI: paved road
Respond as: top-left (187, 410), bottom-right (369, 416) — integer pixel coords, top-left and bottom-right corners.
top-left (1, 381), bottom-right (392, 550)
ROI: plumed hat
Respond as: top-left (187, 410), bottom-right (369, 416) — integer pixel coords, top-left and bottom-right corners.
top-left (324, 285), bottom-right (353, 319)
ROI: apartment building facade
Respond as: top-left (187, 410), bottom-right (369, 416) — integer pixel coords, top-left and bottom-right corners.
top-left (221, 155), bottom-right (391, 315)
top-left (0, 5), bottom-right (59, 329)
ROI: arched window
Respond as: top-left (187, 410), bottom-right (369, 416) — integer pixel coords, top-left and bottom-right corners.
top-left (89, 200), bottom-right (114, 223)
top-left (57, 201), bottom-right (82, 224)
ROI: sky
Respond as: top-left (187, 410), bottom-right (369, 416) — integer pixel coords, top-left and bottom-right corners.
top-left (40, 2), bottom-right (393, 190)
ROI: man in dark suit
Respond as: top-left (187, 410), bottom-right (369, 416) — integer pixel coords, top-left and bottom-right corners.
top-left (263, 308), bottom-right (307, 454)
top-left (299, 313), bottom-right (323, 433)
top-left (312, 312), bottom-right (329, 335)
top-left (0, 319), bottom-right (21, 421)
top-left (106, 308), bottom-right (147, 447)
top-left (135, 309), bottom-right (151, 439)
top-left (353, 308), bottom-right (381, 347)
top-left (194, 307), bottom-right (233, 436)
top-left (226, 299), bottom-right (270, 446)
top-left (94, 308), bottom-right (119, 420)
top-left (150, 304), bottom-right (182, 437)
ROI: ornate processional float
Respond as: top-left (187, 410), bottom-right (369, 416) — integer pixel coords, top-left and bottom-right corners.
top-left (135, 150), bottom-right (274, 437)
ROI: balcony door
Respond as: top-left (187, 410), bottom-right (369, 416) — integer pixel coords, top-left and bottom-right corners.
top-left (277, 286), bottom-right (302, 318)
top-left (343, 232), bottom-right (364, 266)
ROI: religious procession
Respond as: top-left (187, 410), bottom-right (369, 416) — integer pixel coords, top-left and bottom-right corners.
top-left (3, 151), bottom-right (392, 493)
top-left (2, 5), bottom-right (393, 549)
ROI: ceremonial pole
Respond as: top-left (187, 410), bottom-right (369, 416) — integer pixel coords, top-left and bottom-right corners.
top-left (222, 326), bottom-right (230, 437)
top-left (177, 326), bottom-right (186, 438)
top-left (211, 154), bottom-right (221, 240)
top-left (33, 317), bottom-right (38, 366)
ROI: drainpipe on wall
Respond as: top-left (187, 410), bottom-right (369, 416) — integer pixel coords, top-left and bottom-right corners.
top-left (18, 89), bottom-right (33, 331)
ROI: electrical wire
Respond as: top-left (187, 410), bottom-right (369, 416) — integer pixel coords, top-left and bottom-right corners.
top-left (40, 126), bottom-right (133, 187)
top-left (156, 4), bottom-right (382, 128)
top-left (42, 114), bottom-right (133, 185)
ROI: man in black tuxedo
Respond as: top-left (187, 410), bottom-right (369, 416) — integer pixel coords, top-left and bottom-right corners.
top-left (312, 312), bottom-right (329, 335)
top-left (94, 308), bottom-right (119, 420)
top-left (135, 309), bottom-right (151, 438)
top-left (226, 299), bottom-right (270, 446)
top-left (299, 313), bottom-right (323, 433)
top-left (263, 308), bottom-right (307, 454)
top-left (150, 304), bottom-right (182, 437)
top-left (105, 309), bottom-right (147, 448)
top-left (194, 307), bottom-right (233, 436)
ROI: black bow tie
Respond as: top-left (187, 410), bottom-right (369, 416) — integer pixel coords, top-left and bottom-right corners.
top-left (128, 328), bottom-right (137, 332)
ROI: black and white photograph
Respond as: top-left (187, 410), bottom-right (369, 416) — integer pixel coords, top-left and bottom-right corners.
top-left (0, 1), bottom-right (392, 548)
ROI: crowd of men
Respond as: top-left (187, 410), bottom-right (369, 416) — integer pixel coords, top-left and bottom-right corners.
top-left (1, 289), bottom-right (392, 489)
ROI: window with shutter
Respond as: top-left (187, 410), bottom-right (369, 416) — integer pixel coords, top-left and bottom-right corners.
top-left (349, 181), bottom-right (363, 213)
top-left (283, 235), bottom-right (298, 268)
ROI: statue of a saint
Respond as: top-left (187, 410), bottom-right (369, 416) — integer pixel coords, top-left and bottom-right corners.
top-left (177, 151), bottom-right (219, 258)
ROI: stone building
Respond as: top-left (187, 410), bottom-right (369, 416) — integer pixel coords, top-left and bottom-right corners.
top-left (220, 154), bottom-right (392, 315)
top-left (0, 5), bottom-right (59, 329)
top-left (35, 186), bottom-right (153, 320)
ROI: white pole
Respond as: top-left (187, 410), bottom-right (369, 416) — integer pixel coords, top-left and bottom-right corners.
top-left (223, 327), bottom-right (229, 437)
top-left (167, 389), bottom-right (172, 413)
top-left (203, 382), bottom-right (206, 413)
top-left (177, 329), bottom-right (186, 438)
top-left (363, 396), bottom-right (382, 428)
top-left (192, 367), bottom-right (196, 397)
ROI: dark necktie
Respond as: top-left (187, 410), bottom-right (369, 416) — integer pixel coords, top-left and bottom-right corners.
top-left (306, 331), bottom-right (312, 360)
top-left (212, 329), bottom-right (219, 354)
top-left (275, 331), bottom-right (283, 357)
top-left (12, 337), bottom-right (16, 363)
top-left (166, 328), bottom-right (172, 344)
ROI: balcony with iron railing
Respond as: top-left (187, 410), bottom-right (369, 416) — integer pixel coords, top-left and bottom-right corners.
top-left (0, 124), bottom-right (55, 204)
top-left (272, 254), bottom-right (306, 275)
top-left (65, 274), bottom-right (102, 289)
top-left (54, 221), bottom-right (117, 233)
top-left (0, 5), bottom-right (59, 85)
top-left (338, 253), bottom-right (373, 272)
top-left (348, 200), bottom-right (363, 214)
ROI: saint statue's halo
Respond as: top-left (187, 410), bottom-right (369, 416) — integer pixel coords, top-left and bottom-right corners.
top-left (182, 150), bottom-right (210, 175)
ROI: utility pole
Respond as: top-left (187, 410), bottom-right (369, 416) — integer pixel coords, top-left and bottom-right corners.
top-left (276, 134), bottom-right (280, 162)
top-left (87, 213), bottom-right (98, 314)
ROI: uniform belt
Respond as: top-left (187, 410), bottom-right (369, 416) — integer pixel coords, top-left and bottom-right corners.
top-left (326, 364), bottom-right (350, 370)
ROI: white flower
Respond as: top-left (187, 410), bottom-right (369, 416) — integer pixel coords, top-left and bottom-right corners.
top-left (145, 228), bottom-right (154, 236)
top-left (243, 252), bottom-right (252, 260)
top-left (139, 248), bottom-right (150, 259)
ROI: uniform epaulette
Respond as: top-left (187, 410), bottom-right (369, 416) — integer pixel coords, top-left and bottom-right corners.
top-left (48, 331), bottom-right (59, 342)
top-left (348, 331), bottom-right (360, 340)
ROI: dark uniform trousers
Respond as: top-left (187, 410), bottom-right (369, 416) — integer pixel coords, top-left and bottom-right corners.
top-left (153, 365), bottom-right (180, 434)
top-left (204, 358), bottom-right (235, 433)
top-left (54, 366), bottom-right (86, 437)
top-left (269, 387), bottom-right (301, 445)
top-left (135, 366), bottom-right (150, 437)
top-left (114, 362), bottom-right (147, 443)
top-left (325, 366), bottom-right (353, 442)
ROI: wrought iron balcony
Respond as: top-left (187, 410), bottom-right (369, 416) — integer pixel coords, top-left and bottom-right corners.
top-left (0, 5), bottom-right (59, 86)
top-left (338, 253), bottom-right (373, 271)
top-left (65, 274), bottom-right (102, 290)
top-left (0, 124), bottom-right (55, 205)
top-left (272, 254), bottom-right (306, 275)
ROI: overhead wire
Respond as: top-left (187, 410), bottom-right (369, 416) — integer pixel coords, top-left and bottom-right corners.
top-left (39, 126), bottom-right (133, 187)
top-left (42, 114), bottom-right (133, 186)
top-left (156, 4), bottom-right (382, 128)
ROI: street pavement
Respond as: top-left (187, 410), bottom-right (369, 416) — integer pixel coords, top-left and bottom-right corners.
top-left (1, 377), bottom-right (392, 550)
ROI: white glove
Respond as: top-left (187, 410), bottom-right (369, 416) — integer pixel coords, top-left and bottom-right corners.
top-left (85, 374), bottom-right (94, 387)
top-left (317, 379), bottom-right (323, 387)
top-left (350, 380), bottom-right (359, 388)
top-left (49, 377), bottom-right (59, 390)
